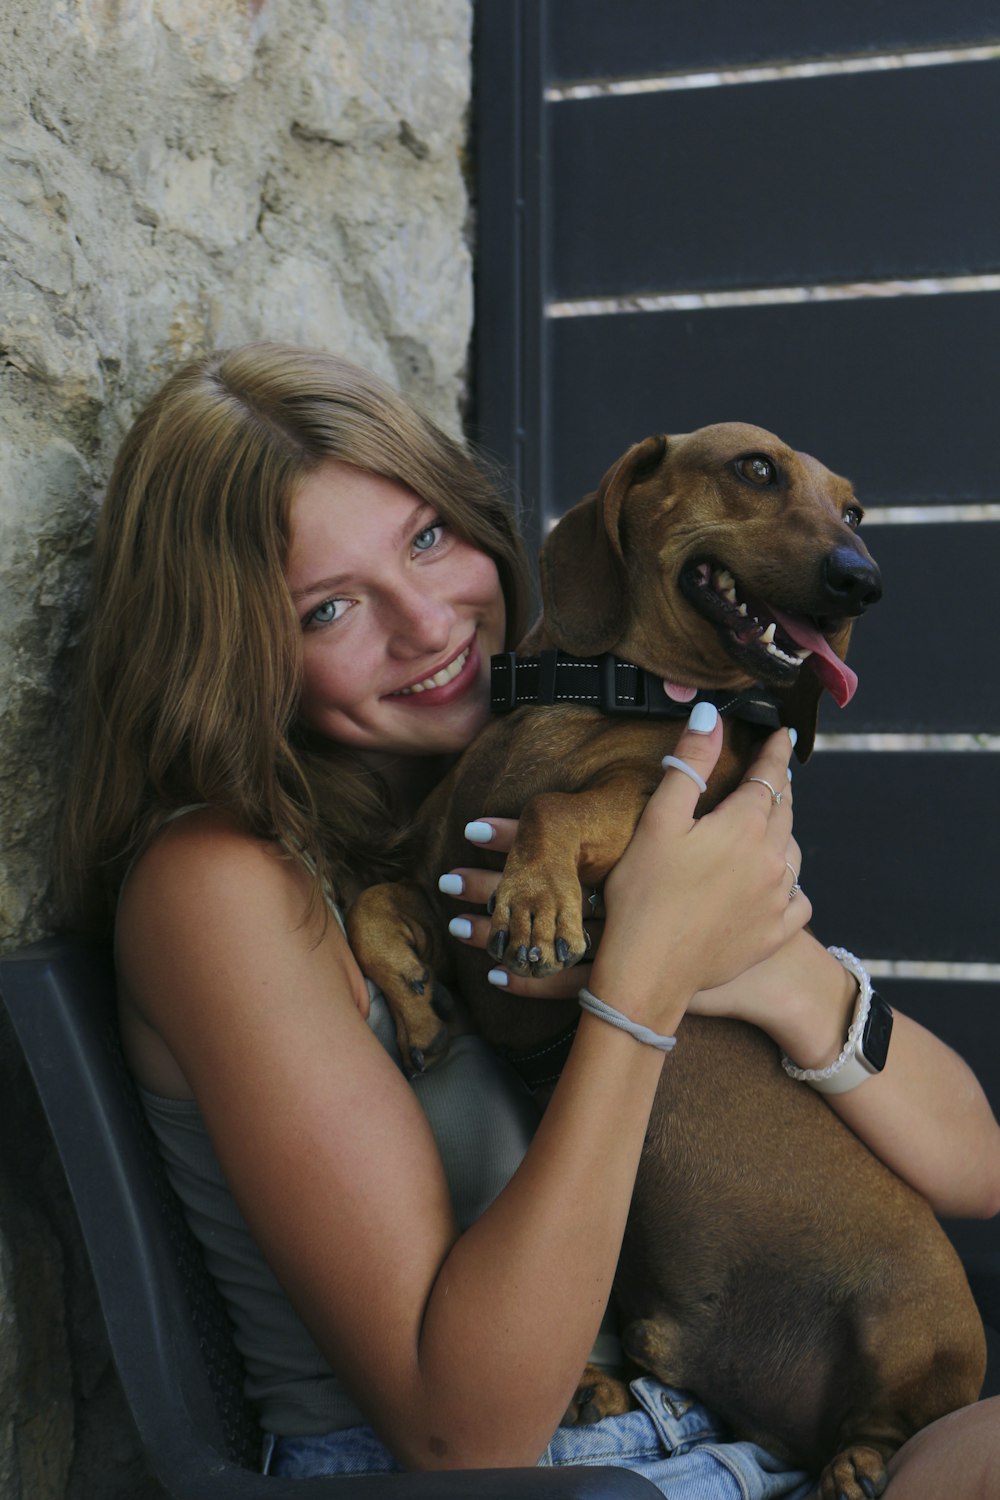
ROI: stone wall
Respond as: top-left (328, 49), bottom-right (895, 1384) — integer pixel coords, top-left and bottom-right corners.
top-left (0, 2), bottom-right (475, 1492)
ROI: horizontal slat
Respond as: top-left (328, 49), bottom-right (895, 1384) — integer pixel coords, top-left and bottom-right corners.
top-left (874, 977), bottom-right (1000, 1258)
top-left (548, 60), bottom-right (1000, 299)
top-left (793, 752), bottom-right (997, 963)
top-left (545, 0), bottom-right (1000, 82)
top-left (835, 522), bottom-right (1000, 734)
top-left (547, 292), bottom-right (1000, 513)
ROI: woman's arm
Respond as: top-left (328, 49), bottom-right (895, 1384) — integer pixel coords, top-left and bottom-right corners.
top-left (691, 931), bottom-right (1000, 1220)
top-left (457, 888), bottom-right (1000, 1223)
top-left (117, 720), bottom-right (803, 1471)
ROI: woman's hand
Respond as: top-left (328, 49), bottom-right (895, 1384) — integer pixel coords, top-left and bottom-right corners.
top-left (586, 712), bottom-right (809, 1034)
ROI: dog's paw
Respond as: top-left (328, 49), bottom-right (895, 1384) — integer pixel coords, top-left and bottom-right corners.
top-left (396, 977), bottom-right (454, 1075)
top-left (345, 882), bottom-right (453, 1074)
top-left (818, 1444), bottom-right (890, 1500)
top-left (487, 872), bottom-right (588, 976)
top-left (561, 1365), bottom-right (633, 1427)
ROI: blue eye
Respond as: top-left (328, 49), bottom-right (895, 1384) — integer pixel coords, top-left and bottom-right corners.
top-left (414, 521), bottom-right (445, 552)
top-left (305, 598), bottom-right (351, 629)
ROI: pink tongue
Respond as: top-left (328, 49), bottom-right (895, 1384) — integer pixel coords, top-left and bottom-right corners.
top-left (768, 606), bottom-right (858, 708)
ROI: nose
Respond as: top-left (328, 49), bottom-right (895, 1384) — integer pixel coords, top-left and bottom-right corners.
top-left (822, 546), bottom-right (882, 615)
top-left (387, 583), bottom-right (456, 656)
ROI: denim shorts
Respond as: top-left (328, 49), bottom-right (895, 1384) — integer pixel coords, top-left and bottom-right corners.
top-left (262, 1377), bottom-right (815, 1499)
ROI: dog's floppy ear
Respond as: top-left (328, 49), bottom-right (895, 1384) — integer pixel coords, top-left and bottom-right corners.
top-left (779, 621), bottom-right (855, 762)
top-left (540, 435), bottom-right (668, 655)
top-left (778, 672), bottom-right (823, 763)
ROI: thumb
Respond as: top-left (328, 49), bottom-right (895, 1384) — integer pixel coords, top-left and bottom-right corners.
top-left (654, 701), bottom-right (723, 819)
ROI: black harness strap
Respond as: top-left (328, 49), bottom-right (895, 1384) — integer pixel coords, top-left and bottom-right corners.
top-left (503, 1023), bottom-right (579, 1092)
top-left (490, 649), bottom-right (783, 728)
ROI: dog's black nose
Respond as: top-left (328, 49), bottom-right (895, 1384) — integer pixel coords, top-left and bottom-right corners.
top-left (823, 546), bottom-right (882, 614)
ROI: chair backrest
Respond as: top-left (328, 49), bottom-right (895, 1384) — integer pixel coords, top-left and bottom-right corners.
top-left (0, 935), bottom-right (657, 1500)
top-left (0, 937), bottom-right (262, 1486)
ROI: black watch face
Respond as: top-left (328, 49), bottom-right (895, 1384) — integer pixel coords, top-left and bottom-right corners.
top-left (861, 992), bottom-right (894, 1072)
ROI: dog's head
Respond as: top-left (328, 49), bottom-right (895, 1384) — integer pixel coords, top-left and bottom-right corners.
top-left (538, 423), bottom-right (881, 759)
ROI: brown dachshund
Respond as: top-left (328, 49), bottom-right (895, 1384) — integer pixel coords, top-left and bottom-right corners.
top-left (347, 423), bottom-right (985, 1500)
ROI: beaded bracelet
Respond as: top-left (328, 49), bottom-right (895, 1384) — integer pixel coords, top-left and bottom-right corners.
top-left (578, 987), bottom-right (677, 1052)
top-left (780, 948), bottom-right (871, 1086)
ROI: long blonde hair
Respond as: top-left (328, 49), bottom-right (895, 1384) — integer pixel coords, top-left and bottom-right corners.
top-left (59, 343), bottom-right (532, 934)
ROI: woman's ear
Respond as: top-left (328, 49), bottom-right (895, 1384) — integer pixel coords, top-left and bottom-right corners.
top-left (540, 435), bottom-right (668, 656)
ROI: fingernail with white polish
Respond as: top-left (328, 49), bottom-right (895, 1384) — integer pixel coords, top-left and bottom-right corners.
top-left (788, 728), bottom-right (798, 747)
top-left (687, 701), bottom-right (718, 734)
top-left (438, 873), bottom-right (464, 896)
top-left (448, 917), bottom-right (473, 940)
top-left (487, 968), bottom-right (509, 987)
top-left (787, 767), bottom-right (793, 782)
top-left (464, 820), bottom-right (495, 844)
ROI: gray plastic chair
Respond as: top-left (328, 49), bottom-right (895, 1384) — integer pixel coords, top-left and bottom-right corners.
top-left (0, 936), bottom-right (658, 1500)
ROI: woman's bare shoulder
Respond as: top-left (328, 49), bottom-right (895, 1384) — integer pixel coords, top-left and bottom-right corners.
top-left (116, 807), bottom-right (369, 1093)
top-left (123, 806), bottom-right (298, 899)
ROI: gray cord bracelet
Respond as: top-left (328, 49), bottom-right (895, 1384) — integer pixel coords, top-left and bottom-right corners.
top-left (578, 987), bottom-right (677, 1052)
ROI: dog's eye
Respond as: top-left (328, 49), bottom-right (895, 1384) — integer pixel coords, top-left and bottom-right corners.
top-left (735, 455), bottom-right (777, 486)
top-left (844, 506), bottom-right (863, 530)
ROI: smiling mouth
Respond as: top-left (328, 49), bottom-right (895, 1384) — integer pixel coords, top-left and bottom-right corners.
top-left (391, 645), bottom-right (472, 697)
top-left (680, 560), bottom-right (858, 706)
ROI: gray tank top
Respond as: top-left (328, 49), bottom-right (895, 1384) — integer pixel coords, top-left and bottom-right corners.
top-left (139, 984), bottom-right (545, 1435)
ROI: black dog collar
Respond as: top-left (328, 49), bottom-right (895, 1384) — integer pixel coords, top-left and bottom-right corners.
top-left (490, 649), bottom-right (782, 728)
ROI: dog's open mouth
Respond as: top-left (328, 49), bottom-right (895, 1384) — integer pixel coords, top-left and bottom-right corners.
top-left (680, 560), bottom-right (858, 707)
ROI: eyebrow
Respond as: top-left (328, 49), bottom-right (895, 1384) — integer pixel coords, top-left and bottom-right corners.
top-left (288, 496), bottom-right (431, 604)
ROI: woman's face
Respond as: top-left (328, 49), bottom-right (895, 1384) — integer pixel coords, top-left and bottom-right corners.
top-left (285, 460), bottom-right (506, 758)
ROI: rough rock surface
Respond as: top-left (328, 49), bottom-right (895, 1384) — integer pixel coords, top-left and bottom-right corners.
top-left (0, 2), bottom-right (474, 1493)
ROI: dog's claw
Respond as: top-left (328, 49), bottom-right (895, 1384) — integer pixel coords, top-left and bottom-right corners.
top-left (555, 936), bottom-right (570, 964)
top-left (488, 929), bottom-right (508, 960)
top-left (859, 1481), bottom-right (877, 1499)
top-left (486, 891), bottom-right (496, 915)
top-left (430, 981), bottom-right (454, 1020)
top-left (407, 1026), bottom-right (450, 1077)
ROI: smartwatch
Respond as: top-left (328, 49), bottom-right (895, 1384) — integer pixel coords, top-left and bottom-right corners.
top-left (810, 990), bottom-right (894, 1095)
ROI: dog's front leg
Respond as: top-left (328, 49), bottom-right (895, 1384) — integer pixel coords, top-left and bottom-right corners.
top-left (345, 879), bottom-right (455, 1073)
top-left (487, 773), bottom-right (653, 977)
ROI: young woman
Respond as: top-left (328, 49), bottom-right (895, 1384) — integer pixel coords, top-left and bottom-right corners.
top-left (60, 343), bottom-right (1000, 1495)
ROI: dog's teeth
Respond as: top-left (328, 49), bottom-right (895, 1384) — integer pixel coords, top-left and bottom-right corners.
top-left (724, 587), bottom-right (738, 604)
top-left (715, 568), bottom-right (736, 591)
top-left (795, 647), bottom-right (812, 660)
top-left (737, 603), bottom-right (748, 617)
top-left (760, 623), bottom-right (776, 644)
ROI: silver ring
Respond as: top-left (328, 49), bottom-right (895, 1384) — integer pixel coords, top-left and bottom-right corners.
top-left (785, 860), bottom-right (801, 900)
top-left (746, 776), bottom-right (782, 806)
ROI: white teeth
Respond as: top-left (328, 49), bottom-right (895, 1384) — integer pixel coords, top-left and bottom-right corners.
top-left (737, 603), bottom-right (748, 617)
top-left (397, 646), bottom-right (470, 696)
top-left (715, 568), bottom-right (736, 591)
top-left (795, 647), bottom-right (813, 660)
top-left (766, 642), bottom-right (802, 666)
top-left (759, 623), bottom-right (776, 644)
top-left (724, 587), bottom-right (737, 603)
